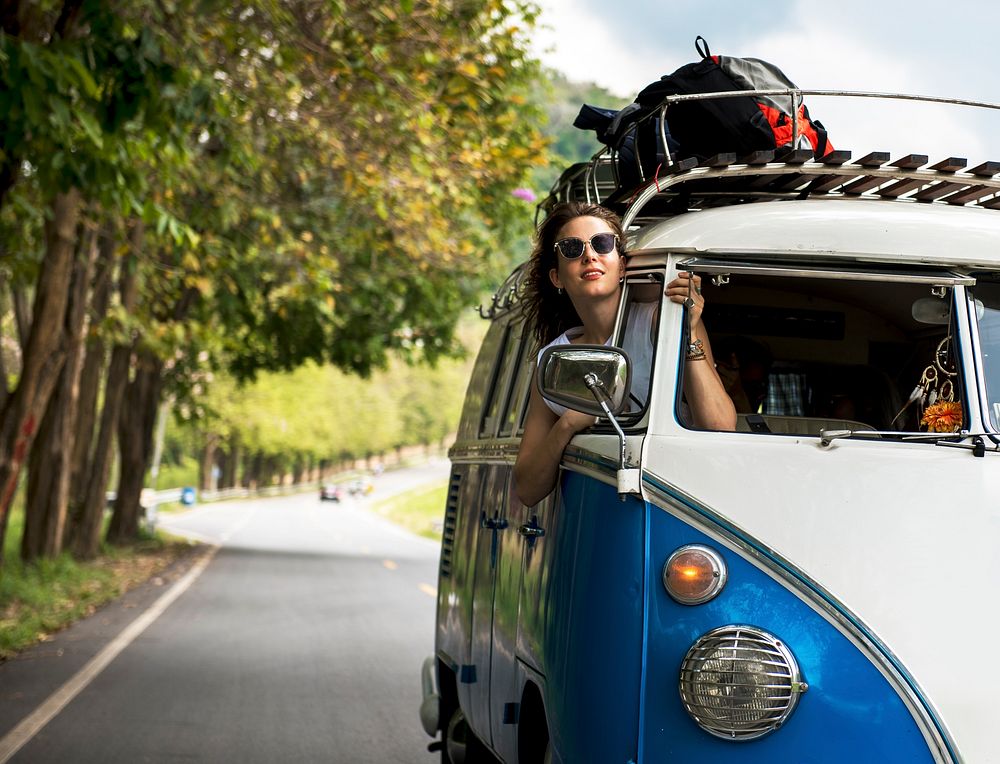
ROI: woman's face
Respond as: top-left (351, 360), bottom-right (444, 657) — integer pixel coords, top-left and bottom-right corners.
top-left (548, 215), bottom-right (624, 303)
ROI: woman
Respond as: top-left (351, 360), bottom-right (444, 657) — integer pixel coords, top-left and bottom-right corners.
top-left (513, 202), bottom-right (736, 506)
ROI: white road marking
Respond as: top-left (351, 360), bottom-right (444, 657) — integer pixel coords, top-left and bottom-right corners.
top-left (0, 546), bottom-right (219, 764)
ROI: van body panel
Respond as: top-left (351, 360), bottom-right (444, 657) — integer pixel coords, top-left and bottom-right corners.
top-left (539, 471), bottom-right (646, 763)
top-left (642, 433), bottom-right (998, 761)
top-left (631, 198), bottom-right (1000, 267)
top-left (639, 498), bottom-right (938, 762)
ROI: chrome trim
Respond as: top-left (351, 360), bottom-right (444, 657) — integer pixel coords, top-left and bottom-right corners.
top-left (676, 257), bottom-right (975, 286)
top-left (662, 544), bottom-right (728, 605)
top-left (643, 474), bottom-right (958, 763)
top-left (966, 283), bottom-right (1000, 437)
top-left (679, 624), bottom-right (805, 741)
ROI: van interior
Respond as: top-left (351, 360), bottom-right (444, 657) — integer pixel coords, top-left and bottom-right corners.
top-left (683, 267), bottom-right (965, 437)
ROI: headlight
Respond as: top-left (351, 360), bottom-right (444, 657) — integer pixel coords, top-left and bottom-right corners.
top-left (679, 624), bottom-right (807, 741)
top-left (662, 544), bottom-right (727, 604)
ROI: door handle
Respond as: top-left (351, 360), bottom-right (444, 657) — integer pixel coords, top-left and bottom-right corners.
top-left (481, 513), bottom-right (509, 531)
top-left (517, 523), bottom-right (545, 538)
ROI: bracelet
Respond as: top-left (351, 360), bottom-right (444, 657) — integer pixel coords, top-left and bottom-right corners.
top-left (686, 352), bottom-right (708, 361)
top-left (687, 338), bottom-right (706, 361)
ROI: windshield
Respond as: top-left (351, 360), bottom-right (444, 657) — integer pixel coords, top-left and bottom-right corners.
top-left (678, 268), bottom-right (967, 438)
top-left (973, 279), bottom-right (1000, 429)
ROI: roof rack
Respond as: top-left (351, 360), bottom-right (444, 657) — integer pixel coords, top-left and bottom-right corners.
top-left (537, 89), bottom-right (1000, 228)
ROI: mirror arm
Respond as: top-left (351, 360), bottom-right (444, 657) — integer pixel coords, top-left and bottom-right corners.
top-left (584, 373), bottom-right (640, 501)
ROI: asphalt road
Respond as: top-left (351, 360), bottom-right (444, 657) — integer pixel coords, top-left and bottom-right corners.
top-left (0, 459), bottom-right (449, 763)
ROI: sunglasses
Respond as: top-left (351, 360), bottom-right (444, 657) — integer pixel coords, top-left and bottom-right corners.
top-left (554, 232), bottom-right (619, 260)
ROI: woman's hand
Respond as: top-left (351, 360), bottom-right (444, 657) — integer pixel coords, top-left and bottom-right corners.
top-left (665, 271), bottom-right (705, 326)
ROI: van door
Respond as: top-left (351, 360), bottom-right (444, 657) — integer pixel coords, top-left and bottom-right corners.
top-left (466, 463), bottom-right (511, 746)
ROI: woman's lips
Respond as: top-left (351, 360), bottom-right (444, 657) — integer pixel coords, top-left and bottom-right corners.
top-left (581, 269), bottom-right (604, 280)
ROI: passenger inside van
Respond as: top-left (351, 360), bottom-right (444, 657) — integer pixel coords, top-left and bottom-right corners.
top-left (513, 202), bottom-right (736, 506)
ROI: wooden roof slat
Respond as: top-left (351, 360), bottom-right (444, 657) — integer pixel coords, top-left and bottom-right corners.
top-left (840, 175), bottom-right (887, 194)
top-left (969, 161), bottom-right (1000, 177)
top-left (774, 148), bottom-right (815, 164)
top-left (979, 195), bottom-right (1000, 210)
top-left (738, 150), bottom-right (775, 165)
top-left (915, 181), bottom-right (970, 202)
top-left (820, 150), bottom-right (853, 165)
top-left (665, 157), bottom-right (699, 174)
top-left (940, 184), bottom-right (995, 205)
top-left (805, 173), bottom-right (855, 194)
top-left (891, 154), bottom-right (929, 169)
top-left (701, 153), bottom-right (738, 167)
top-left (855, 151), bottom-right (891, 167)
top-left (877, 178), bottom-right (925, 198)
top-left (929, 157), bottom-right (968, 172)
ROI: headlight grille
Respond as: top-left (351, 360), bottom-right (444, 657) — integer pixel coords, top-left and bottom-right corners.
top-left (679, 624), bottom-right (806, 741)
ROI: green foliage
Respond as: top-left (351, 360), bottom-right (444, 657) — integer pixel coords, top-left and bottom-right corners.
top-left (371, 480), bottom-right (448, 540)
top-left (154, 455), bottom-right (198, 490)
top-left (0, 499), bottom-right (183, 658)
top-left (530, 68), bottom-right (630, 194)
top-left (171, 312), bottom-right (486, 471)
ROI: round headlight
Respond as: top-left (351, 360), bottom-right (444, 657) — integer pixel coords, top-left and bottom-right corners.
top-left (662, 544), bottom-right (727, 605)
top-left (679, 625), bottom-right (807, 741)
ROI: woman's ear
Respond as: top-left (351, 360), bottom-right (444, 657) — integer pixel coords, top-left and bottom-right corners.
top-left (549, 267), bottom-right (562, 290)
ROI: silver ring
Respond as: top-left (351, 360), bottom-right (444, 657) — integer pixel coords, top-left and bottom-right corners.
top-left (695, 285), bottom-right (702, 295)
top-left (683, 296), bottom-right (695, 308)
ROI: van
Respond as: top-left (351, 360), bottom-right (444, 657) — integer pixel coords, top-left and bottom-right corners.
top-left (420, 90), bottom-right (1000, 763)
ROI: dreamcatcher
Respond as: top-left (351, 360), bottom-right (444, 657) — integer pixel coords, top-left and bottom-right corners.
top-left (893, 336), bottom-right (962, 432)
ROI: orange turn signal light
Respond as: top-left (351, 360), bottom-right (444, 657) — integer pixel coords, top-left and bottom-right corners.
top-left (662, 545), bottom-right (727, 605)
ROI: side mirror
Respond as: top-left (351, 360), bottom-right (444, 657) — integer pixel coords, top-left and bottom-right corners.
top-left (537, 345), bottom-right (640, 500)
top-left (537, 345), bottom-right (632, 417)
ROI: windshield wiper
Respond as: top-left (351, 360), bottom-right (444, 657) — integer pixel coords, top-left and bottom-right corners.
top-left (819, 428), bottom-right (1000, 456)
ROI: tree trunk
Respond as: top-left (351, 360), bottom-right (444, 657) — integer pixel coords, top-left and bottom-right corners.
top-left (199, 433), bottom-right (219, 492)
top-left (222, 437), bottom-right (239, 489)
top-left (67, 241), bottom-right (139, 559)
top-left (69, 227), bottom-right (115, 516)
top-left (22, 224), bottom-right (96, 560)
top-left (0, 189), bottom-right (82, 562)
top-left (106, 347), bottom-right (163, 545)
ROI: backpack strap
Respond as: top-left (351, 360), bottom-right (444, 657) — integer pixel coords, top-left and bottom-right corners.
top-left (695, 35), bottom-right (711, 59)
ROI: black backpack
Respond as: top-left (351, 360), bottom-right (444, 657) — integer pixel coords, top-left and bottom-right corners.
top-left (573, 36), bottom-right (833, 192)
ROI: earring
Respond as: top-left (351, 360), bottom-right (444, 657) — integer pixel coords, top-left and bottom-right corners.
top-left (557, 287), bottom-right (563, 295)
top-left (619, 276), bottom-right (624, 284)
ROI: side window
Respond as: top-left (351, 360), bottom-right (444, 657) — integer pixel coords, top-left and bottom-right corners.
top-left (613, 274), bottom-right (664, 426)
top-left (500, 322), bottom-right (533, 438)
top-left (479, 322), bottom-right (518, 438)
top-left (971, 277), bottom-right (1000, 429)
top-left (682, 269), bottom-right (966, 437)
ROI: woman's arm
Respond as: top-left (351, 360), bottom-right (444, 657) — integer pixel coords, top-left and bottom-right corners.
top-left (666, 272), bottom-right (737, 431)
top-left (513, 379), bottom-right (596, 506)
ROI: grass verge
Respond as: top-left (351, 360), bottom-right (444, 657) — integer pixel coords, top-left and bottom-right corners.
top-left (370, 480), bottom-right (448, 540)
top-left (1, 503), bottom-right (194, 660)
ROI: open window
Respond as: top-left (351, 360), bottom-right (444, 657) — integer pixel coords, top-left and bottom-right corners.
top-left (611, 271), bottom-right (664, 427)
top-left (679, 258), bottom-right (971, 437)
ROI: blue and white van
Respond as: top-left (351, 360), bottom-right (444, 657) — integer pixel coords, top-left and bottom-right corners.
top-left (420, 91), bottom-right (1000, 763)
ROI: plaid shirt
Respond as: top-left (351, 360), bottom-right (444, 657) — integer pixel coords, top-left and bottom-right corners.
top-left (764, 372), bottom-right (809, 416)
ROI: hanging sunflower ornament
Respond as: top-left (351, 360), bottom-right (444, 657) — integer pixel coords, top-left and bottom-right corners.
top-left (921, 400), bottom-right (963, 432)
top-left (919, 337), bottom-right (962, 433)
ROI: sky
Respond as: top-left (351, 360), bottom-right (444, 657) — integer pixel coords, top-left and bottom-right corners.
top-left (530, 0), bottom-right (1000, 165)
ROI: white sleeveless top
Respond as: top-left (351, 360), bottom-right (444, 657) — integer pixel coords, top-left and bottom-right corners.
top-left (536, 301), bottom-right (656, 417)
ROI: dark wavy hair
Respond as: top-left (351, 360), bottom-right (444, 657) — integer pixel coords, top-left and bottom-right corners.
top-left (522, 202), bottom-right (627, 346)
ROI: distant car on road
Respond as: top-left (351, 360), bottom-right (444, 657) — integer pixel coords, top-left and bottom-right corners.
top-left (319, 484), bottom-right (342, 502)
